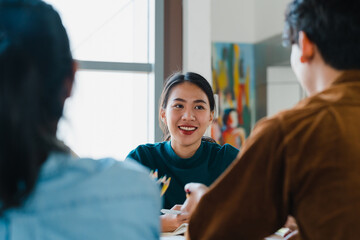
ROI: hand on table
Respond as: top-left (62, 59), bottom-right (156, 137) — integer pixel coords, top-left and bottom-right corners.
top-left (161, 204), bottom-right (189, 232)
top-left (283, 216), bottom-right (298, 240)
top-left (180, 183), bottom-right (209, 216)
top-left (284, 230), bottom-right (298, 240)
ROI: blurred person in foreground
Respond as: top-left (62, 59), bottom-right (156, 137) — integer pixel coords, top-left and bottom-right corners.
top-left (0, 0), bottom-right (160, 239)
top-left (182, 0), bottom-right (360, 239)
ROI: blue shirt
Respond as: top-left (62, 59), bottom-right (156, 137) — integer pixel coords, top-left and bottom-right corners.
top-left (0, 152), bottom-right (161, 240)
top-left (127, 141), bottom-right (239, 209)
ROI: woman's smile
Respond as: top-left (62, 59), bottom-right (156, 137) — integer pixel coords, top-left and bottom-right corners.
top-left (178, 125), bottom-right (198, 135)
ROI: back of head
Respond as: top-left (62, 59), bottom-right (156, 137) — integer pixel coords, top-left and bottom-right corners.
top-left (283, 0), bottom-right (360, 70)
top-left (0, 0), bottom-right (73, 213)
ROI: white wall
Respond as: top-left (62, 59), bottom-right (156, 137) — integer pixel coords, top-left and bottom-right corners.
top-left (267, 66), bottom-right (305, 116)
top-left (211, 0), bottom-right (290, 44)
top-left (254, 0), bottom-right (290, 41)
top-left (211, 0), bottom-right (256, 43)
top-left (183, 0), bottom-right (212, 81)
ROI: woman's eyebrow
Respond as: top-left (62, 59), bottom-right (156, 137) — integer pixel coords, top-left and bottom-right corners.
top-left (171, 98), bottom-right (207, 104)
top-left (172, 98), bottom-right (186, 102)
top-left (193, 99), bottom-right (207, 104)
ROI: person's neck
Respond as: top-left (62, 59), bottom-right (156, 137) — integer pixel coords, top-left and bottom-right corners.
top-left (171, 139), bottom-right (201, 159)
top-left (306, 63), bottom-right (344, 96)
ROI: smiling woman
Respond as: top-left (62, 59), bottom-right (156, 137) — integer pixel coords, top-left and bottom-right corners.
top-left (161, 81), bottom-right (214, 158)
top-left (126, 72), bottom-right (239, 233)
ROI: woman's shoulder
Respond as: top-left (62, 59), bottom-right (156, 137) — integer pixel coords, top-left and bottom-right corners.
top-left (220, 143), bottom-right (240, 152)
top-left (131, 141), bottom-right (168, 151)
top-left (203, 140), bottom-right (239, 153)
top-left (201, 141), bottom-right (239, 165)
top-left (127, 141), bottom-right (169, 159)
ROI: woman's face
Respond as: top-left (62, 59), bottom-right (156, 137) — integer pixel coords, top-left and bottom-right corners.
top-left (161, 82), bottom-right (214, 150)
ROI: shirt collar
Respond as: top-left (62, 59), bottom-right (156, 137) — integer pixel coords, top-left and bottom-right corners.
top-left (332, 70), bottom-right (360, 86)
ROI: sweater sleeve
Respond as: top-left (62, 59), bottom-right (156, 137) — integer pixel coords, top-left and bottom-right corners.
top-left (188, 117), bottom-right (289, 240)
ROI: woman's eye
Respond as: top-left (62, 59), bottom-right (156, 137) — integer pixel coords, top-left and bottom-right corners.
top-left (174, 104), bottom-right (183, 108)
top-left (195, 105), bottom-right (205, 110)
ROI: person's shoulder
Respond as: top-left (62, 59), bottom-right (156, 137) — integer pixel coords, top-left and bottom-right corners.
top-left (201, 142), bottom-right (238, 170)
top-left (126, 142), bottom-right (168, 161)
top-left (250, 93), bottom-right (341, 149)
top-left (203, 140), bottom-right (236, 150)
top-left (203, 141), bottom-right (239, 155)
top-left (265, 91), bottom-right (337, 134)
top-left (88, 157), bottom-right (160, 206)
top-left (34, 153), bottom-right (160, 210)
top-left (221, 143), bottom-right (240, 154)
top-left (202, 140), bottom-right (220, 151)
top-left (105, 158), bottom-right (159, 192)
top-left (44, 153), bottom-right (151, 185)
top-left (28, 153), bottom-right (161, 240)
top-left (98, 156), bottom-right (149, 175)
top-left (84, 156), bottom-right (151, 182)
top-left (128, 142), bottom-right (167, 153)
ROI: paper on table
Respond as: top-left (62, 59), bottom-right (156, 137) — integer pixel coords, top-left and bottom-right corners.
top-left (161, 209), bottom-right (182, 215)
top-left (274, 227), bottom-right (289, 237)
top-left (264, 227), bottom-right (289, 240)
top-left (161, 223), bottom-right (188, 237)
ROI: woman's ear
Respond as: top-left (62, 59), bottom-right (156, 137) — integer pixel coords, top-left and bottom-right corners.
top-left (160, 108), bottom-right (167, 125)
top-left (298, 31), bottom-right (315, 63)
top-left (209, 111), bottom-right (215, 123)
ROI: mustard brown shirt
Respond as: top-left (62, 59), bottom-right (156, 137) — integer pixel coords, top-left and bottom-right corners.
top-left (188, 71), bottom-right (360, 240)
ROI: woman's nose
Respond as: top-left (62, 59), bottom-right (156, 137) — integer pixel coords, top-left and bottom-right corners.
top-left (182, 109), bottom-right (195, 121)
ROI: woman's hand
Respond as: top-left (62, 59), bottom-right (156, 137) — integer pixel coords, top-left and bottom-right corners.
top-left (283, 216), bottom-right (298, 240)
top-left (161, 183), bottom-right (208, 233)
top-left (161, 205), bottom-right (189, 232)
top-left (180, 183), bottom-right (209, 215)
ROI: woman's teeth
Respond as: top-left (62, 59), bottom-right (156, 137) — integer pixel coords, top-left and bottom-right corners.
top-left (179, 126), bottom-right (196, 131)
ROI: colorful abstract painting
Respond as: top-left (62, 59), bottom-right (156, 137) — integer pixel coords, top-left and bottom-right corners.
top-left (211, 43), bottom-right (255, 149)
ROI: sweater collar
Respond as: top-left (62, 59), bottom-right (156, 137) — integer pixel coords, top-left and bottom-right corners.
top-left (165, 141), bottom-right (205, 169)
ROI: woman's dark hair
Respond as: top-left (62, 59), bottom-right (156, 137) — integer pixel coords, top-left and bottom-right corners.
top-left (159, 72), bottom-right (215, 141)
top-left (283, 0), bottom-right (360, 70)
top-left (0, 0), bottom-right (73, 214)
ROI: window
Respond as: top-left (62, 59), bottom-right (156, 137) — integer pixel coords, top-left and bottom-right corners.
top-left (51, 0), bottom-right (164, 160)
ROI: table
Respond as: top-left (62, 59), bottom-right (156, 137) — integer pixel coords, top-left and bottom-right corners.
top-left (160, 234), bottom-right (284, 240)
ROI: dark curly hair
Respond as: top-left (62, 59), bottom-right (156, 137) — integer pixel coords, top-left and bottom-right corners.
top-left (283, 0), bottom-right (360, 70)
